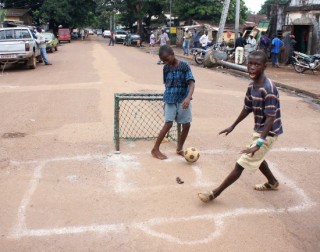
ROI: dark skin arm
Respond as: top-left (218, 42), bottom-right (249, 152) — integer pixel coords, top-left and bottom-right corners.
top-left (240, 115), bottom-right (275, 156)
top-left (182, 80), bottom-right (195, 109)
top-left (219, 108), bottom-right (251, 135)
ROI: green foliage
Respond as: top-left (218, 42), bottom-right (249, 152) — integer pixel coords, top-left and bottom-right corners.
top-left (258, 0), bottom-right (288, 15)
top-left (3, 0), bottom-right (96, 29)
top-left (40, 0), bottom-right (96, 29)
top-left (173, 0), bottom-right (248, 24)
top-left (0, 9), bottom-right (6, 22)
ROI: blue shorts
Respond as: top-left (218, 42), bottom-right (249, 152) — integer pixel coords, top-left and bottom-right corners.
top-left (164, 102), bottom-right (192, 124)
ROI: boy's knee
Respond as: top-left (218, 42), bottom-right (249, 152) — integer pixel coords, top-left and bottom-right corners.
top-left (235, 163), bottom-right (245, 173)
top-left (182, 122), bottom-right (191, 129)
top-left (165, 121), bottom-right (173, 128)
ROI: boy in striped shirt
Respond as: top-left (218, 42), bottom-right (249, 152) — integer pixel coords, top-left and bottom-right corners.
top-left (198, 50), bottom-right (283, 203)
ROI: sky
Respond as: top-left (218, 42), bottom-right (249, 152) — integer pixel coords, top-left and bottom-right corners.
top-left (244, 0), bottom-right (265, 13)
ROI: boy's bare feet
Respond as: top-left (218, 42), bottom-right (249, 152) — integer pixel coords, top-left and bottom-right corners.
top-left (176, 149), bottom-right (184, 157)
top-left (151, 149), bottom-right (168, 160)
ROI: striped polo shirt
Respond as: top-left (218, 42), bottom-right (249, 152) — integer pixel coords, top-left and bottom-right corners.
top-left (244, 78), bottom-right (283, 136)
top-left (163, 60), bottom-right (195, 104)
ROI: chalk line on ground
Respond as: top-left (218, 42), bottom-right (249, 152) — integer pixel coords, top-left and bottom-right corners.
top-left (7, 149), bottom-right (318, 244)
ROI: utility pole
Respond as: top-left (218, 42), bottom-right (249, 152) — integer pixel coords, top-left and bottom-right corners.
top-left (0, 2), bottom-right (4, 28)
top-left (234, 0), bottom-right (240, 41)
top-left (169, 0), bottom-right (172, 31)
top-left (216, 0), bottom-right (231, 43)
top-left (110, 14), bottom-right (112, 30)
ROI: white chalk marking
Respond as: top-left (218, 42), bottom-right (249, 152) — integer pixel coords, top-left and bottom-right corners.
top-left (7, 150), bottom-right (318, 244)
top-left (66, 175), bottom-right (80, 182)
top-left (18, 223), bottom-right (125, 237)
top-left (191, 165), bottom-right (212, 187)
top-left (272, 147), bottom-right (320, 153)
top-left (9, 162), bottom-right (45, 238)
top-left (132, 160), bottom-right (316, 245)
top-left (104, 154), bottom-right (141, 193)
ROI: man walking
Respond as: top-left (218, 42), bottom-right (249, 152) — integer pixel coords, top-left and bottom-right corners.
top-left (157, 28), bottom-right (170, 64)
top-left (109, 30), bottom-right (115, 46)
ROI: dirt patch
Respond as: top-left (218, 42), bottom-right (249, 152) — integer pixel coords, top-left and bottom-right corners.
top-left (2, 132), bottom-right (26, 139)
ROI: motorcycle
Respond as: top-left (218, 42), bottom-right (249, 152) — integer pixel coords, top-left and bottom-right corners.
top-left (192, 45), bottom-right (213, 65)
top-left (191, 42), bottom-right (226, 65)
top-left (291, 51), bottom-right (320, 74)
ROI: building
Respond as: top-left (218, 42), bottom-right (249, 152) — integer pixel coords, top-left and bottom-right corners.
top-left (2, 8), bottom-right (32, 27)
top-left (272, 0), bottom-right (320, 54)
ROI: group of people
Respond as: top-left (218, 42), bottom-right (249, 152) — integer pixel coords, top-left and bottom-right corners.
top-left (149, 28), bottom-right (211, 57)
top-left (235, 31), bottom-right (297, 67)
top-left (183, 28), bottom-right (211, 55)
top-left (152, 45), bottom-right (283, 204)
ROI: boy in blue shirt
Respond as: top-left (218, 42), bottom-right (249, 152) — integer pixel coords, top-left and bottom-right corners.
top-left (151, 45), bottom-right (195, 160)
top-left (271, 34), bottom-right (284, 67)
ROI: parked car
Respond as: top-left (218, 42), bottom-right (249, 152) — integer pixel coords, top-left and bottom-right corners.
top-left (43, 32), bottom-right (58, 53)
top-left (103, 30), bottom-right (111, 38)
top-left (114, 30), bottom-right (127, 43)
top-left (0, 27), bottom-right (41, 69)
top-left (71, 31), bottom-right (79, 39)
top-left (58, 28), bottom-right (71, 43)
top-left (96, 29), bottom-right (103, 36)
top-left (123, 33), bottom-right (142, 46)
top-left (87, 29), bottom-right (94, 35)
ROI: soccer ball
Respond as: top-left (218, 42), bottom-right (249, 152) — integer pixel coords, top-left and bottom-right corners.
top-left (184, 147), bottom-right (200, 163)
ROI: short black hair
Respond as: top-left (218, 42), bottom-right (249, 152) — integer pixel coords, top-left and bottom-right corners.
top-left (249, 50), bottom-right (267, 64)
top-left (159, 45), bottom-right (174, 56)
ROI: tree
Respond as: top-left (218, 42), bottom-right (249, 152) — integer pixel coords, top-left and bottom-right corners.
top-left (40, 0), bottom-right (97, 31)
top-left (0, 9), bottom-right (6, 23)
top-left (96, 0), bottom-right (168, 33)
top-left (258, 0), bottom-right (287, 15)
top-left (172, 0), bottom-right (248, 24)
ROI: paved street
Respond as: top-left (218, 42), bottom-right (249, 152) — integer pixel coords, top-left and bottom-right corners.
top-left (0, 36), bottom-right (319, 252)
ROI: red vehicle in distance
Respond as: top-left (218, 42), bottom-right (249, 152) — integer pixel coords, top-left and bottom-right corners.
top-left (58, 28), bottom-right (71, 43)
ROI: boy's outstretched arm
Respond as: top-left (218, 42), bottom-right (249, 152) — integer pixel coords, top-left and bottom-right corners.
top-left (182, 80), bottom-right (195, 109)
top-left (240, 115), bottom-right (275, 156)
top-left (219, 108), bottom-right (250, 136)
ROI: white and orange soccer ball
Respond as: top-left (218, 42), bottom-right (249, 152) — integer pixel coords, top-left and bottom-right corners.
top-left (184, 147), bottom-right (200, 163)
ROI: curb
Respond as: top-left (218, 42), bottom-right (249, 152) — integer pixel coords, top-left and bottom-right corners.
top-left (175, 53), bottom-right (320, 101)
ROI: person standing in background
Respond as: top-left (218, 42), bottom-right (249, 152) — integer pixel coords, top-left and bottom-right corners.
top-left (35, 27), bottom-right (52, 65)
top-left (271, 34), bottom-right (284, 68)
top-left (157, 28), bottom-right (170, 64)
top-left (247, 35), bottom-right (257, 53)
top-left (182, 28), bottom-right (192, 55)
top-left (258, 31), bottom-right (270, 57)
top-left (234, 33), bottom-right (247, 64)
top-left (285, 34), bottom-right (296, 65)
top-left (150, 31), bottom-right (155, 47)
top-left (109, 30), bottom-right (115, 46)
top-left (193, 29), bottom-right (200, 49)
top-left (199, 30), bottom-right (209, 49)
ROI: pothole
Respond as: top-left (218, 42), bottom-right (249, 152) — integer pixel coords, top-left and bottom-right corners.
top-left (2, 132), bottom-right (26, 138)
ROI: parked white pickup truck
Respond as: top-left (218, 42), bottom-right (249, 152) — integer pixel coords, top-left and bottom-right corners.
top-left (0, 27), bottom-right (41, 69)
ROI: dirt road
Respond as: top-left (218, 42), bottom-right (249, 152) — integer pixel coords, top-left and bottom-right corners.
top-left (0, 36), bottom-right (319, 252)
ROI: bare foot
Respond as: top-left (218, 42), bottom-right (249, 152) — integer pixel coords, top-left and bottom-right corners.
top-left (176, 149), bottom-right (184, 157)
top-left (151, 149), bottom-right (167, 160)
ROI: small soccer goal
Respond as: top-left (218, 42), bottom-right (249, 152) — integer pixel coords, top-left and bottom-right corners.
top-left (114, 93), bottom-right (181, 151)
